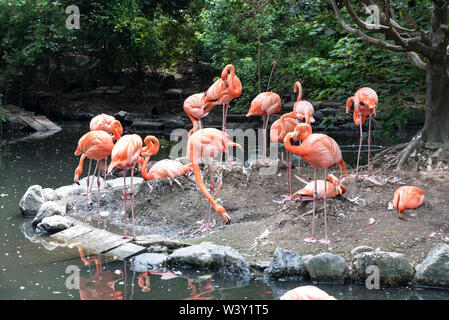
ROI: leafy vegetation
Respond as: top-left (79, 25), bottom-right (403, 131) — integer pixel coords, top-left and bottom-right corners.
top-left (0, 0), bottom-right (431, 141)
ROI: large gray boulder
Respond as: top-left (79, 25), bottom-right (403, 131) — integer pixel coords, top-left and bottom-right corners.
top-left (130, 253), bottom-right (167, 272)
top-left (36, 216), bottom-right (74, 234)
top-left (351, 251), bottom-right (414, 286)
top-left (167, 242), bottom-right (216, 268)
top-left (32, 201), bottom-right (63, 227)
top-left (210, 245), bottom-right (251, 278)
top-left (42, 188), bottom-right (60, 202)
top-left (19, 185), bottom-right (45, 216)
top-left (304, 252), bottom-right (348, 283)
top-left (54, 184), bottom-right (84, 199)
top-left (263, 247), bottom-right (306, 281)
top-left (415, 243), bottom-right (449, 287)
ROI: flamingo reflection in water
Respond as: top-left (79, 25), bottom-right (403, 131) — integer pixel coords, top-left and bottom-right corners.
top-left (77, 246), bottom-right (124, 300)
top-left (183, 278), bottom-right (215, 300)
top-left (136, 270), bottom-right (179, 293)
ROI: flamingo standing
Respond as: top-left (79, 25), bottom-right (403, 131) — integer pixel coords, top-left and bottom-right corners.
top-left (346, 87), bottom-right (378, 178)
top-left (183, 93), bottom-right (219, 136)
top-left (74, 127), bottom-right (121, 222)
top-left (202, 64), bottom-right (242, 132)
top-left (138, 159), bottom-right (192, 184)
top-left (280, 286), bottom-right (336, 300)
top-left (291, 174), bottom-right (346, 201)
top-left (89, 114), bottom-right (123, 184)
top-left (284, 123), bottom-right (347, 244)
top-left (187, 128), bottom-right (243, 231)
top-left (107, 135), bottom-right (160, 240)
top-left (246, 92), bottom-right (282, 160)
top-left (392, 186), bottom-right (424, 219)
top-left (279, 81), bottom-right (314, 125)
top-left (270, 117), bottom-right (299, 196)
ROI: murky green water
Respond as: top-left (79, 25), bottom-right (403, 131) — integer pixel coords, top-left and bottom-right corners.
top-left (1, 123), bottom-right (448, 300)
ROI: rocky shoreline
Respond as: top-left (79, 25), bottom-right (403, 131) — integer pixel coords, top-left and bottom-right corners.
top-left (19, 179), bottom-right (449, 290)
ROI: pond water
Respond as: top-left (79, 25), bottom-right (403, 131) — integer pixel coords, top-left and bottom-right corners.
top-left (1, 123), bottom-right (448, 300)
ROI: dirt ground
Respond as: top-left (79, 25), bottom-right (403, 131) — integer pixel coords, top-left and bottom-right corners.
top-left (69, 149), bottom-right (449, 268)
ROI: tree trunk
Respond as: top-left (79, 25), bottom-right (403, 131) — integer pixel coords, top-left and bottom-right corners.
top-left (422, 60), bottom-right (449, 146)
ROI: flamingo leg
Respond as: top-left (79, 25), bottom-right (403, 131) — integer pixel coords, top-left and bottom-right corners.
top-left (123, 170), bottom-right (128, 239)
top-left (262, 115), bottom-right (269, 160)
top-left (88, 161), bottom-right (98, 195)
top-left (368, 115), bottom-right (372, 176)
top-left (199, 118), bottom-right (203, 130)
top-left (355, 110), bottom-right (363, 179)
top-left (83, 159), bottom-right (93, 222)
top-left (104, 157), bottom-right (108, 183)
top-left (202, 162), bottom-right (215, 232)
top-left (130, 168), bottom-right (137, 240)
top-left (281, 152), bottom-right (292, 199)
top-left (304, 169), bottom-right (318, 243)
top-left (222, 104), bottom-right (230, 132)
top-left (319, 169), bottom-right (330, 244)
top-left (97, 160), bottom-right (101, 224)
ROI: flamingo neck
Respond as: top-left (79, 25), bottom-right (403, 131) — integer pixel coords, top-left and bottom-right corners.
top-left (139, 157), bottom-right (155, 181)
top-left (294, 81), bottom-right (302, 101)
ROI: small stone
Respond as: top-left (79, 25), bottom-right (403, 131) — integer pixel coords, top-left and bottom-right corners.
top-left (19, 185), bottom-right (45, 216)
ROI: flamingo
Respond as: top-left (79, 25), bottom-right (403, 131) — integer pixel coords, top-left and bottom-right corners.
top-left (246, 92), bottom-right (282, 160)
top-left (183, 93), bottom-right (219, 136)
top-left (89, 114), bottom-right (123, 184)
top-left (291, 174), bottom-right (346, 201)
top-left (270, 117), bottom-right (300, 197)
top-left (74, 127), bottom-right (121, 223)
top-left (107, 134), bottom-right (160, 240)
top-left (187, 128), bottom-right (243, 231)
top-left (346, 87), bottom-right (378, 178)
top-left (279, 81), bottom-right (314, 126)
top-left (284, 123), bottom-right (347, 244)
top-left (392, 186), bottom-right (424, 219)
top-left (280, 286), bottom-right (336, 300)
top-left (202, 64), bottom-right (242, 132)
top-left (138, 159), bottom-right (192, 185)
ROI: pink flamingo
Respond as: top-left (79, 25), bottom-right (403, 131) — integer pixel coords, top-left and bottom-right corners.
top-left (187, 128), bottom-right (243, 231)
top-left (246, 92), bottom-right (282, 160)
top-left (346, 87), bottom-right (378, 178)
top-left (74, 125), bottom-right (122, 223)
top-left (280, 286), bottom-right (336, 300)
top-left (392, 186), bottom-right (424, 219)
top-left (270, 116), bottom-right (299, 196)
top-left (202, 64), bottom-right (242, 132)
top-left (284, 123), bottom-right (347, 244)
top-left (183, 93), bottom-right (219, 136)
top-left (291, 174), bottom-right (346, 201)
top-left (107, 135), bottom-right (160, 240)
top-left (138, 159), bottom-right (192, 184)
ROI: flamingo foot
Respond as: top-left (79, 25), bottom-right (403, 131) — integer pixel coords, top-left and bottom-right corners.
top-left (199, 222), bottom-right (215, 233)
top-left (226, 161), bottom-right (238, 167)
top-left (281, 194), bottom-right (293, 201)
top-left (304, 237), bottom-right (317, 243)
top-left (319, 238), bottom-right (330, 244)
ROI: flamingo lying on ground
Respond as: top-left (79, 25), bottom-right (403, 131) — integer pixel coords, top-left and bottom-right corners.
top-left (74, 124), bottom-right (122, 222)
top-left (202, 64), bottom-right (242, 132)
top-left (138, 159), bottom-right (192, 185)
top-left (89, 114), bottom-right (123, 184)
top-left (284, 123), bottom-right (347, 244)
top-left (187, 128), bottom-right (243, 231)
top-left (183, 93), bottom-right (219, 136)
top-left (392, 186), bottom-right (424, 219)
top-left (280, 286), bottom-right (336, 300)
top-left (246, 92), bottom-right (282, 160)
top-left (270, 117), bottom-right (299, 196)
top-left (107, 135), bottom-right (160, 240)
top-left (291, 174), bottom-right (346, 201)
top-left (346, 87), bottom-right (378, 178)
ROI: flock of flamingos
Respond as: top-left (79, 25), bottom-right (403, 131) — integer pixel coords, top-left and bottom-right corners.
top-left (72, 63), bottom-right (425, 257)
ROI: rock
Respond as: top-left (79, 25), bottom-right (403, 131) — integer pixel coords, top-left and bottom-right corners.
top-left (251, 261), bottom-right (271, 272)
top-left (167, 242), bottom-right (217, 268)
top-left (131, 120), bottom-right (164, 131)
top-left (339, 123), bottom-right (359, 132)
top-left (415, 243), bottom-right (449, 287)
top-left (77, 176), bottom-right (107, 190)
top-left (164, 88), bottom-right (183, 96)
top-left (54, 184), bottom-right (84, 199)
top-left (36, 216), bottom-right (74, 234)
top-left (19, 185), bottom-right (45, 216)
top-left (351, 251), bottom-right (414, 286)
top-left (162, 118), bottom-right (185, 129)
top-left (5, 116), bottom-right (28, 130)
top-left (304, 253), bottom-right (348, 283)
top-left (210, 245), bottom-right (251, 279)
top-left (263, 247), bottom-right (306, 281)
top-left (129, 253), bottom-right (167, 272)
top-left (320, 108), bottom-right (337, 117)
top-left (351, 246), bottom-right (374, 255)
top-left (42, 188), bottom-right (60, 202)
top-left (32, 201), bottom-right (63, 227)
top-left (313, 110), bottom-right (324, 123)
top-left (114, 111), bottom-right (144, 125)
top-left (107, 177), bottom-right (144, 190)
top-left (134, 234), bottom-right (190, 249)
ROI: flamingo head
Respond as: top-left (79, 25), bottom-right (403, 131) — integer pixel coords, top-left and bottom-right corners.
top-left (110, 120), bottom-right (123, 140)
top-left (216, 205), bottom-right (231, 224)
top-left (292, 123), bottom-right (312, 141)
top-left (356, 88), bottom-right (378, 115)
top-left (328, 174), bottom-right (345, 195)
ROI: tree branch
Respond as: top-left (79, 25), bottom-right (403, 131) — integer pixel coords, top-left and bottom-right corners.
top-left (407, 52), bottom-right (427, 71)
top-left (329, 0), bottom-right (407, 52)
